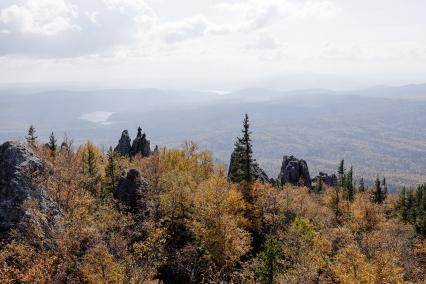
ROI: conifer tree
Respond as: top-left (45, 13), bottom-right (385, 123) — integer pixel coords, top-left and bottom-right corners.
top-left (26, 125), bottom-right (37, 149)
top-left (228, 113), bottom-right (255, 183)
top-left (372, 175), bottom-right (386, 204)
top-left (256, 235), bottom-right (281, 284)
top-left (81, 142), bottom-right (101, 195)
top-left (396, 188), bottom-right (409, 223)
top-left (382, 177), bottom-right (388, 195)
top-left (358, 177), bottom-right (365, 192)
top-left (105, 147), bottom-right (118, 194)
top-left (344, 166), bottom-right (355, 202)
top-left (48, 132), bottom-right (57, 157)
top-left (315, 176), bottom-right (323, 193)
top-left (337, 160), bottom-right (345, 187)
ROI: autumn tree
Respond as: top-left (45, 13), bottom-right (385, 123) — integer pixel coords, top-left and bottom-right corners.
top-left (79, 142), bottom-right (103, 196)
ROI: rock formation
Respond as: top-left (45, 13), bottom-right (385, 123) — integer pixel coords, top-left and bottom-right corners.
top-left (114, 130), bottom-right (132, 156)
top-left (277, 155), bottom-right (312, 188)
top-left (0, 141), bottom-right (59, 240)
top-left (228, 150), bottom-right (270, 183)
top-left (113, 169), bottom-right (149, 210)
top-left (130, 127), bottom-right (152, 157)
top-left (312, 172), bottom-right (337, 187)
top-left (252, 163), bottom-right (270, 183)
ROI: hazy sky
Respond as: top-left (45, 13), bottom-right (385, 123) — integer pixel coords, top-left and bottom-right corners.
top-left (1, 0), bottom-right (425, 89)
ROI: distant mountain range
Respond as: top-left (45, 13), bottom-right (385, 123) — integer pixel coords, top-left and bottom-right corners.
top-left (1, 83), bottom-right (426, 189)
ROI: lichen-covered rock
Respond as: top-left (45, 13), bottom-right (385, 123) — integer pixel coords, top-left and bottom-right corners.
top-left (113, 169), bottom-right (149, 210)
top-left (0, 141), bottom-right (59, 240)
top-left (277, 155), bottom-right (312, 188)
top-left (114, 130), bottom-right (132, 156)
top-left (130, 127), bottom-right (151, 157)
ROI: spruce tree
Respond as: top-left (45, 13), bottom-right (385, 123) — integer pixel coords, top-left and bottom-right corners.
top-left (372, 175), bottom-right (386, 204)
top-left (26, 125), bottom-right (37, 149)
top-left (396, 188), bottom-right (409, 223)
top-left (382, 177), bottom-right (388, 195)
top-left (48, 132), bottom-right (57, 157)
top-left (315, 176), bottom-right (323, 193)
top-left (256, 235), bottom-right (281, 284)
top-left (344, 166), bottom-right (354, 202)
top-left (358, 177), bottom-right (365, 192)
top-left (228, 113), bottom-right (255, 183)
top-left (337, 160), bottom-right (345, 187)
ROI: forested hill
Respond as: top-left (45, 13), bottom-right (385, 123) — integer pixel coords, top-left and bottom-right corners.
top-left (0, 118), bottom-right (425, 282)
top-left (1, 85), bottom-right (426, 188)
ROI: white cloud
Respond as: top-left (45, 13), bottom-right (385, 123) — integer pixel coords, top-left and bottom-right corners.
top-left (245, 33), bottom-right (280, 50)
top-left (160, 15), bottom-right (208, 43)
top-left (0, 0), bottom-right (78, 35)
top-left (0, 0), bottom-right (157, 56)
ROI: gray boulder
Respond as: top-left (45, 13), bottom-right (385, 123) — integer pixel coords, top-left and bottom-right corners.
top-left (130, 127), bottom-right (151, 157)
top-left (277, 155), bottom-right (312, 188)
top-left (312, 172), bottom-right (337, 187)
top-left (113, 169), bottom-right (149, 210)
top-left (114, 130), bottom-right (132, 156)
top-left (0, 141), bottom-right (59, 240)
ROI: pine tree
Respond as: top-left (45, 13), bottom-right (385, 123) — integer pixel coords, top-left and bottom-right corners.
top-left (337, 160), bottom-right (345, 187)
top-left (48, 132), bottom-right (57, 157)
top-left (358, 177), bottom-right (365, 192)
top-left (26, 125), bottom-right (37, 149)
top-left (228, 113), bottom-right (255, 183)
top-left (344, 166), bottom-right (354, 202)
top-left (372, 175), bottom-right (386, 204)
top-left (256, 235), bottom-right (281, 284)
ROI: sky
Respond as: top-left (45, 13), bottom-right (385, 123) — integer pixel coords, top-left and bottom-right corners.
top-left (0, 0), bottom-right (425, 90)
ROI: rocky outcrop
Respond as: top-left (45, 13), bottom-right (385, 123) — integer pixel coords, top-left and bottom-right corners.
top-left (130, 127), bottom-right (151, 157)
top-left (114, 128), bottom-right (152, 157)
top-left (113, 169), bottom-right (149, 210)
top-left (0, 141), bottom-right (59, 240)
top-left (312, 172), bottom-right (337, 187)
top-left (277, 155), bottom-right (312, 188)
top-left (252, 163), bottom-right (270, 183)
top-left (114, 130), bottom-right (132, 156)
top-left (228, 150), bottom-right (270, 183)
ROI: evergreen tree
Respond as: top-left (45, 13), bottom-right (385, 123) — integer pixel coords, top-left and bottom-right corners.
top-left (337, 160), bottom-right (345, 187)
top-left (228, 113), bottom-right (255, 183)
top-left (372, 175), bottom-right (386, 204)
top-left (256, 235), bottom-right (282, 284)
top-left (382, 177), bottom-right (388, 195)
top-left (395, 188), bottom-right (409, 223)
top-left (358, 177), bottom-right (365, 192)
top-left (315, 176), bottom-right (323, 193)
top-left (26, 125), bottom-right (37, 149)
top-left (344, 166), bottom-right (355, 202)
top-left (48, 132), bottom-right (57, 157)
top-left (105, 147), bottom-right (117, 195)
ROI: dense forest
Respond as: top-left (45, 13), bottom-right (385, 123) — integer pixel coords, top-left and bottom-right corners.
top-left (1, 116), bottom-right (425, 283)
